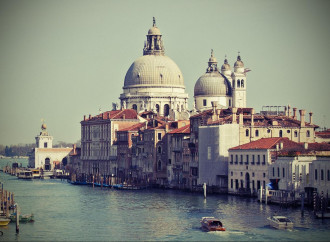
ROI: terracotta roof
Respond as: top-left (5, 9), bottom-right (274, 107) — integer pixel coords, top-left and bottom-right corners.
top-left (316, 129), bottom-right (330, 139)
top-left (229, 137), bottom-right (300, 150)
top-left (119, 122), bottom-right (146, 132)
top-left (168, 124), bottom-right (190, 134)
top-left (84, 109), bottom-right (138, 121)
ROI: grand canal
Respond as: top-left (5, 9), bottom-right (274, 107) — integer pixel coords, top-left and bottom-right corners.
top-left (0, 158), bottom-right (329, 241)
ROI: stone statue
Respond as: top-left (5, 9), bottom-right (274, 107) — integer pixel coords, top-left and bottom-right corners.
top-left (122, 101), bottom-right (126, 109)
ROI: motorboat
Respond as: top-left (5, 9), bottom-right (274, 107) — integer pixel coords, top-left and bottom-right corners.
top-left (200, 217), bottom-right (226, 231)
top-left (267, 215), bottom-right (293, 229)
top-left (0, 217), bottom-right (11, 226)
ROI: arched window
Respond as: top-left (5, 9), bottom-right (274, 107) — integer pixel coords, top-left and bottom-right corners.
top-left (294, 131), bottom-right (298, 137)
top-left (164, 104), bottom-right (170, 116)
top-left (255, 130), bottom-right (259, 137)
top-left (246, 129), bottom-right (249, 137)
top-left (279, 130), bottom-right (283, 137)
top-left (156, 104), bottom-right (160, 113)
top-left (229, 99), bottom-right (231, 107)
top-left (241, 80), bottom-right (244, 88)
top-left (132, 104), bottom-right (137, 111)
top-left (237, 80), bottom-right (240, 88)
top-left (307, 130), bottom-right (310, 137)
top-left (158, 146), bottom-right (162, 154)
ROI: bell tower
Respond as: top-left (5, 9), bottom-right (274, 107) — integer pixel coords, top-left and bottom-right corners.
top-left (231, 53), bottom-right (247, 108)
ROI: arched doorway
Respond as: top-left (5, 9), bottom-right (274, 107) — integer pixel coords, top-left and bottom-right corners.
top-left (45, 158), bottom-right (51, 170)
top-left (245, 172), bottom-right (250, 189)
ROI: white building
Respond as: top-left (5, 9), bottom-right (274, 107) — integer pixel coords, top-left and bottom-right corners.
top-left (198, 123), bottom-right (239, 190)
top-left (119, 18), bottom-right (189, 118)
top-left (29, 123), bottom-right (72, 171)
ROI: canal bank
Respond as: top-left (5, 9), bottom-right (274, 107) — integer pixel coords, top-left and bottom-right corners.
top-left (1, 158), bottom-right (330, 241)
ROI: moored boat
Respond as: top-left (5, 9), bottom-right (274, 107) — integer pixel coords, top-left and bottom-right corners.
top-left (17, 170), bottom-right (33, 179)
top-left (31, 169), bottom-right (41, 178)
top-left (0, 218), bottom-right (11, 226)
top-left (10, 213), bottom-right (34, 223)
top-left (267, 215), bottom-right (293, 229)
top-left (200, 217), bottom-right (226, 231)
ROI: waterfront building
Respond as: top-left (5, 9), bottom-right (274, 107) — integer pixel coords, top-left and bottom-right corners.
top-left (228, 137), bottom-right (302, 196)
top-left (315, 129), bottom-right (330, 143)
top-left (194, 51), bottom-right (247, 112)
top-left (80, 109), bottom-right (141, 180)
top-left (119, 18), bottom-right (189, 119)
top-left (268, 142), bottom-right (330, 201)
top-left (29, 123), bottom-right (72, 172)
top-left (167, 124), bottom-right (191, 189)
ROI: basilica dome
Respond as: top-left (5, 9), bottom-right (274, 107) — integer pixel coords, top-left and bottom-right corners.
top-left (124, 55), bottom-right (184, 88)
top-left (194, 72), bottom-right (229, 96)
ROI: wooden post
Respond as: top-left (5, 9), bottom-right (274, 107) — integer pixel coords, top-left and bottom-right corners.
top-left (260, 185), bottom-right (263, 203)
top-left (265, 186), bottom-right (268, 205)
top-left (15, 204), bottom-right (19, 234)
top-left (301, 192), bottom-right (305, 216)
top-left (92, 175), bottom-right (95, 188)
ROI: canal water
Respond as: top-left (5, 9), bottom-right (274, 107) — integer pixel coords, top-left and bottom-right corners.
top-left (0, 158), bottom-right (329, 241)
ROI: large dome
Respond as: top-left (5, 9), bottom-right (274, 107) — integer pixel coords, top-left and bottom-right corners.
top-left (124, 55), bottom-right (184, 88)
top-left (194, 72), bottom-right (229, 96)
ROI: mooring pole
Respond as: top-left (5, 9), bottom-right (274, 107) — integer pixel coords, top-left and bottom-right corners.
top-left (301, 192), bottom-right (305, 216)
top-left (203, 183), bottom-right (206, 199)
top-left (15, 204), bottom-right (19, 234)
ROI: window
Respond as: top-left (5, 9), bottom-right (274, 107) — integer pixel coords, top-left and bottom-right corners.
top-left (255, 130), bottom-right (259, 137)
top-left (257, 155), bottom-right (260, 164)
top-left (287, 130), bottom-right (290, 133)
top-left (328, 170), bottom-right (330, 181)
top-left (229, 99), bottom-right (231, 107)
top-left (246, 155), bottom-right (249, 164)
top-left (252, 172), bottom-right (255, 177)
top-left (203, 99), bottom-right (207, 106)
top-left (156, 104), bottom-right (160, 113)
top-left (168, 159), bottom-right (171, 165)
top-left (235, 155), bottom-right (238, 164)
top-left (164, 104), bottom-right (170, 116)
top-left (278, 167), bottom-right (280, 177)
top-left (158, 160), bottom-right (162, 171)
top-left (307, 130), bottom-right (310, 137)
top-left (273, 167), bottom-right (275, 177)
top-left (158, 146), bottom-right (162, 153)
top-left (240, 155), bottom-right (243, 164)
top-left (279, 130), bottom-right (283, 137)
top-left (252, 155), bottom-right (255, 164)
top-left (231, 155), bottom-right (233, 164)
top-left (241, 172), bottom-right (243, 177)
top-left (44, 142), bottom-right (47, 148)
top-left (231, 171), bottom-right (233, 176)
top-left (132, 104), bottom-right (137, 111)
top-left (246, 129), bottom-right (249, 137)
top-left (237, 80), bottom-right (241, 88)
top-left (231, 179), bottom-right (233, 188)
top-left (263, 155), bottom-right (266, 164)
top-left (263, 173), bottom-right (266, 178)
top-left (315, 169), bottom-right (318, 180)
top-left (158, 133), bottom-right (162, 140)
top-left (283, 168), bottom-right (285, 178)
top-left (241, 80), bottom-right (244, 88)
top-left (321, 170), bottom-right (324, 180)
top-left (294, 131), bottom-right (298, 137)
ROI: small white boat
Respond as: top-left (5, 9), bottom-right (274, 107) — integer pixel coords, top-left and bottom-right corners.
top-left (31, 169), bottom-right (41, 179)
top-left (267, 215), bottom-right (293, 229)
top-left (0, 217), bottom-right (11, 226)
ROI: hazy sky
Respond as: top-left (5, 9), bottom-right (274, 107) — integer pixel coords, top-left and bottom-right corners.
top-left (1, 0), bottom-right (329, 146)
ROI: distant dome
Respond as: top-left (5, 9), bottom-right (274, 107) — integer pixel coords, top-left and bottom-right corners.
top-left (234, 54), bottom-right (244, 68)
top-left (148, 26), bottom-right (161, 35)
top-left (221, 58), bottom-right (231, 72)
top-left (41, 123), bottom-right (47, 130)
top-left (194, 72), bottom-right (229, 96)
top-left (124, 55), bottom-right (184, 87)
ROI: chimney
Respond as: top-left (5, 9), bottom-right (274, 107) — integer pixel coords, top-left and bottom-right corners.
top-left (287, 105), bottom-right (291, 117)
top-left (232, 107), bottom-right (237, 124)
top-left (293, 108), bottom-right (297, 120)
top-left (251, 108), bottom-right (255, 126)
top-left (299, 109), bottom-right (305, 127)
top-left (304, 142), bottom-right (308, 150)
top-left (309, 112), bottom-right (313, 124)
top-left (165, 123), bottom-right (169, 132)
top-left (89, 114), bottom-right (92, 119)
top-left (239, 111), bottom-right (243, 125)
top-left (73, 144), bottom-right (76, 154)
top-left (84, 115), bottom-right (86, 121)
top-left (108, 113), bottom-right (110, 119)
top-left (284, 106), bottom-right (287, 116)
top-left (211, 101), bottom-right (218, 121)
top-left (123, 114), bottom-right (126, 120)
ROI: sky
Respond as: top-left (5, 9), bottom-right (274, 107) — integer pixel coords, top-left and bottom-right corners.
top-left (0, 0), bottom-right (330, 146)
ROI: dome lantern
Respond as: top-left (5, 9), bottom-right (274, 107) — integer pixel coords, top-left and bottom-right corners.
top-left (143, 17), bottom-right (164, 56)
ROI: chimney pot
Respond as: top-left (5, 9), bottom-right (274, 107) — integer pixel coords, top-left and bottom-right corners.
top-left (299, 109), bottom-right (306, 127)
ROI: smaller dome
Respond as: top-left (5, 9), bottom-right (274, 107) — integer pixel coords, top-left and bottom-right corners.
top-left (194, 72), bottom-right (229, 96)
top-left (221, 58), bottom-right (231, 71)
top-left (234, 54), bottom-right (244, 68)
top-left (41, 123), bottom-right (47, 130)
top-left (148, 26), bottom-right (161, 35)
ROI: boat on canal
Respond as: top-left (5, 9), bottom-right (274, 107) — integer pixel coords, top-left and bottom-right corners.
top-left (17, 170), bottom-right (33, 179)
top-left (10, 213), bottom-right (34, 223)
top-left (267, 215), bottom-right (294, 229)
top-left (200, 217), bottom-right (226, 231)
top-left (0, 217), bottom-right (11, 226)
